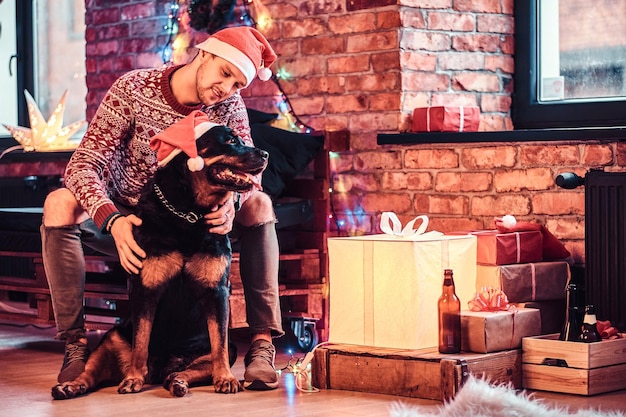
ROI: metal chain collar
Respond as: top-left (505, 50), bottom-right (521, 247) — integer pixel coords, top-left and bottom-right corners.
top-left (152, 183), bottom-right (201, 224)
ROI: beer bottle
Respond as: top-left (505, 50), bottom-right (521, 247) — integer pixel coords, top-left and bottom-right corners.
top-left (438, 269), bottom-right (461, 353)
top-left (559, 283), bottom-right (583, 341)
top-left (579, 305), bottom-right (601, 343)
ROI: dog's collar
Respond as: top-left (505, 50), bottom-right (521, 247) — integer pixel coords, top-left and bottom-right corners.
top-left (153, 183), bottom-right (203, 224)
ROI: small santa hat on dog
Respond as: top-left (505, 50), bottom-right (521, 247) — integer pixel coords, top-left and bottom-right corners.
top-left (150, 110), bottom-right (219, 172)
top-left (195, 26), bottom-right (277, 87)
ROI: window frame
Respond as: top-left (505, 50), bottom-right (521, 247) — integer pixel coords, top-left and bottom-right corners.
top-left (15, 0), bottom-right (35, 127)
top-left (512, 0), bottom-right (626, 130)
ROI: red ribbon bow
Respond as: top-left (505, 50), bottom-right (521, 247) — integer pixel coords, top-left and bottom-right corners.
top-left (468, 287), bottom-right (511, 312)
top-left (597, 320), bottom-right (622, 339)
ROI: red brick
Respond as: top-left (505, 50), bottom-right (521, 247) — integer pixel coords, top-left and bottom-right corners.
top-left (531, 192), bottom-right (585, 215)
top-left (120, 37), bottom-right (157, 54)
top-left (88, 40), bottom-right (119, 56)
top-left (471, 195), bottom-right (531, 216)
top-left (405, 149), bottom-right (458, 169)
top-left (480, 94), bottom-right (512, 112)
top-left (378, 10), bottom-right (402, 29)
top-left (401, 52), bottom-right (437, 71)
top-left (415, 194), bottom-right (469, 215)
top-left (120, 2), bottom-right (156, 20)
top-left (407, 172), bottom-right (434, 190)
top-left (435, 172), bottom-right (492, 192)
top-left (345, 72), bottom-right (401, 92)
top-left (428, 12), bottom-right (475, 31)
top-left (617, 143), bottom-right (626, 167)
top-left (280, 56), bottom-right (325, 78)
top-left (347, 31), bottom-right (398, 53)
top-left (476, 14), bottom-right (514, 34)
top-left (453, 73), bottom-right (500, 92)
top-left (302, 36), bottom-right (345, 55)
top-left (350, 112), bottom-right (399, 131)
top-left (581, 144), bottom-right (614, 166)
top-left (493, 168), bottom-right (554, 192)
top-left (500, 35), bottom-right (515, 54)
top-left (328, 55), bottom-right (370, 74)
top-left (328, 13), bottom-right (377, 34)
top-left (372, 52), bottom-right (401, 72)
top-left (478, 114), bottom-right (506, 131)
top-left (370, 93), bottom-right (400, 111)
top-left (403, 72), bottom-right (450, 91)
top-left (98, 24), bottom-right (130, 40)
top-left (461, 146), bottom-right (517, 169)
top-left (362, 192), bottom-right (413, 213)
top-left (283, 18), bottom-right (327, 38)
top-left (454, 0), bottom-right (501, 13)
top-left (452, 34), bottom-right (501, 52)
top-left (298, 76), bottom-right (347, 96)
top-left (400, 9), bottom-right (426, 29)
top-left (485, 55), bottom-right (514, 73)
top-left (354, 151), bottom-right (403, 171)
top-left (520, 145), bottom-right (580, 167)
top-left (332, 173), bottom-right (379, 192)
top-left (402, 31), bottom-right (451, 51)
top-left (289, 96), bottom-right (325, 116)
top-left (91, 8), bottom-right (120, 25)
top-left (430, 217), bottom-right (485, 233)
top-left (431, 93), bottom-right (478, 106)
top-left (545, 217), bottom-right (585, 240)
top-left (327, 94), bottom-right (369, 113)
top-left (438, 53), bottom-right (484, 70)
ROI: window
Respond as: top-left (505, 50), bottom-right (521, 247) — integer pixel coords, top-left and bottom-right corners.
top-left (1, 0), bottom-right (86, 138)
top-left (513, 0), bottom-right (626, 129)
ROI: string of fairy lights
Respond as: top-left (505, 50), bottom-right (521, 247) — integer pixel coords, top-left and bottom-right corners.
top-left (162, 0), bottom-right (314, 133)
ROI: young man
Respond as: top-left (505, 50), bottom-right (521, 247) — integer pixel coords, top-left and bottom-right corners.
top-left (41, 26), bottom-right (284, 390)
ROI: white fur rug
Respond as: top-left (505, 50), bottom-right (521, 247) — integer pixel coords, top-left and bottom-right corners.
top-left (389, 377), bottom-right (625, 417)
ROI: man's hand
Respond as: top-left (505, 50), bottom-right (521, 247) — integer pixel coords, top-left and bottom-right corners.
top-left (110, 214), bottom-right (145, 274)
top-left (204, 192), bottom-right (235, 235)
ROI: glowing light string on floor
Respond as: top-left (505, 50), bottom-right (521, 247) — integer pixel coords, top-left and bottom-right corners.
top-left (161, 0), bottom-right (313, 133)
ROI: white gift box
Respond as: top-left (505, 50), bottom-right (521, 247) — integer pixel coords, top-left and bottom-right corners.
top-left (328, 214), bottom-right (477, 350)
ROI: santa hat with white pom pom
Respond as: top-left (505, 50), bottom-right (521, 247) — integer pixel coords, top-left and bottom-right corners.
top-left (150, 110), bottom-right (219, 172)
top-left (195, 26), bottom-right (277, 87)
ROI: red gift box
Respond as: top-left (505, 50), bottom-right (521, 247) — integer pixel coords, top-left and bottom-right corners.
top-left (474, 230), bottom-right (543, 265)
top-left (412, 106), bottom-right (480, 132)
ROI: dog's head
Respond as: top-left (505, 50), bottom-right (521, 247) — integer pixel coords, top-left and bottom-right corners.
top-left (189, 125), bottom-right (268, 193)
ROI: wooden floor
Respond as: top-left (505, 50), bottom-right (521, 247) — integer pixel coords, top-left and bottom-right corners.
top-left (1, 321), bottom-right (626, 417)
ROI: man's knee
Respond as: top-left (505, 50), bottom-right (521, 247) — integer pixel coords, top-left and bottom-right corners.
top-left (43, 188), bottom-right (87, 227)
top-left (236, 192), bottom-right (275, 227)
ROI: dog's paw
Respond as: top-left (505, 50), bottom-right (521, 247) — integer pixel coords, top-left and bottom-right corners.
top-left (214, 373), bottom-right (243, 394)
top-left (51, 382), bottom-right (87, 400)
top-left (118, 377), bottom-right (145, 394)
top-left (163, 373), bottom-right (190, 397)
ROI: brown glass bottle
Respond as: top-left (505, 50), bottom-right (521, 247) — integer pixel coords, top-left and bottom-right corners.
top-left (438, 269), bottom-right (461, 354)
top-left (579, 305), bottom-right (601, 343)
top-left (559, 283), bottom-right (583, 341)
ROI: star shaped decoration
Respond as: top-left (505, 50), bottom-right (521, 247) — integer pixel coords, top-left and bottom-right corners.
top-left (3, 90), bottom-right (86, 152)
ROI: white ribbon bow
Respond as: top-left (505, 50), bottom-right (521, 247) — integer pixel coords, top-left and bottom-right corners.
top-left (380, 212), bottom-right (432, 237)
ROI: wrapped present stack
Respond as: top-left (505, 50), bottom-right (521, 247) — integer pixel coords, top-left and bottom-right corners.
top-left (452, 215), bottom-right (573, 353)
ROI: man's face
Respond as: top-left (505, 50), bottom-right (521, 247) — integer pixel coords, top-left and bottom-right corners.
top-left (196, 53), bottom-right (248, 106)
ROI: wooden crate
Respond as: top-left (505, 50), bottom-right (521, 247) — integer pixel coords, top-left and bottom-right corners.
top-left (522, 333), bottom-right (626, 395)
top-left (312, 343), bottom-right (521, 401)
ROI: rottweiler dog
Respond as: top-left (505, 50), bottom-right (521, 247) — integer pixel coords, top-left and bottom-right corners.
top-left (51, 124), bottom-right (268, 399)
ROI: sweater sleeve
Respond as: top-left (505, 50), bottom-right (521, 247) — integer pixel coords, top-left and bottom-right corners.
top-left (64, 77), bottom-right (134, 230)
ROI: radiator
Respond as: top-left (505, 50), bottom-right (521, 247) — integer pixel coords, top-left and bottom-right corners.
top-left (584, 170), bottom-right (626, 330)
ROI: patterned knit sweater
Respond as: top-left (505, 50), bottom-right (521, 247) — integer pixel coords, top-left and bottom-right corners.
top-left (64, 64), bottom-right (252, 231)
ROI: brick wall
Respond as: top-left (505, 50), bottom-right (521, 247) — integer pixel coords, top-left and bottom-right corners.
top-left (83, 0), bottom-right (626, 263)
